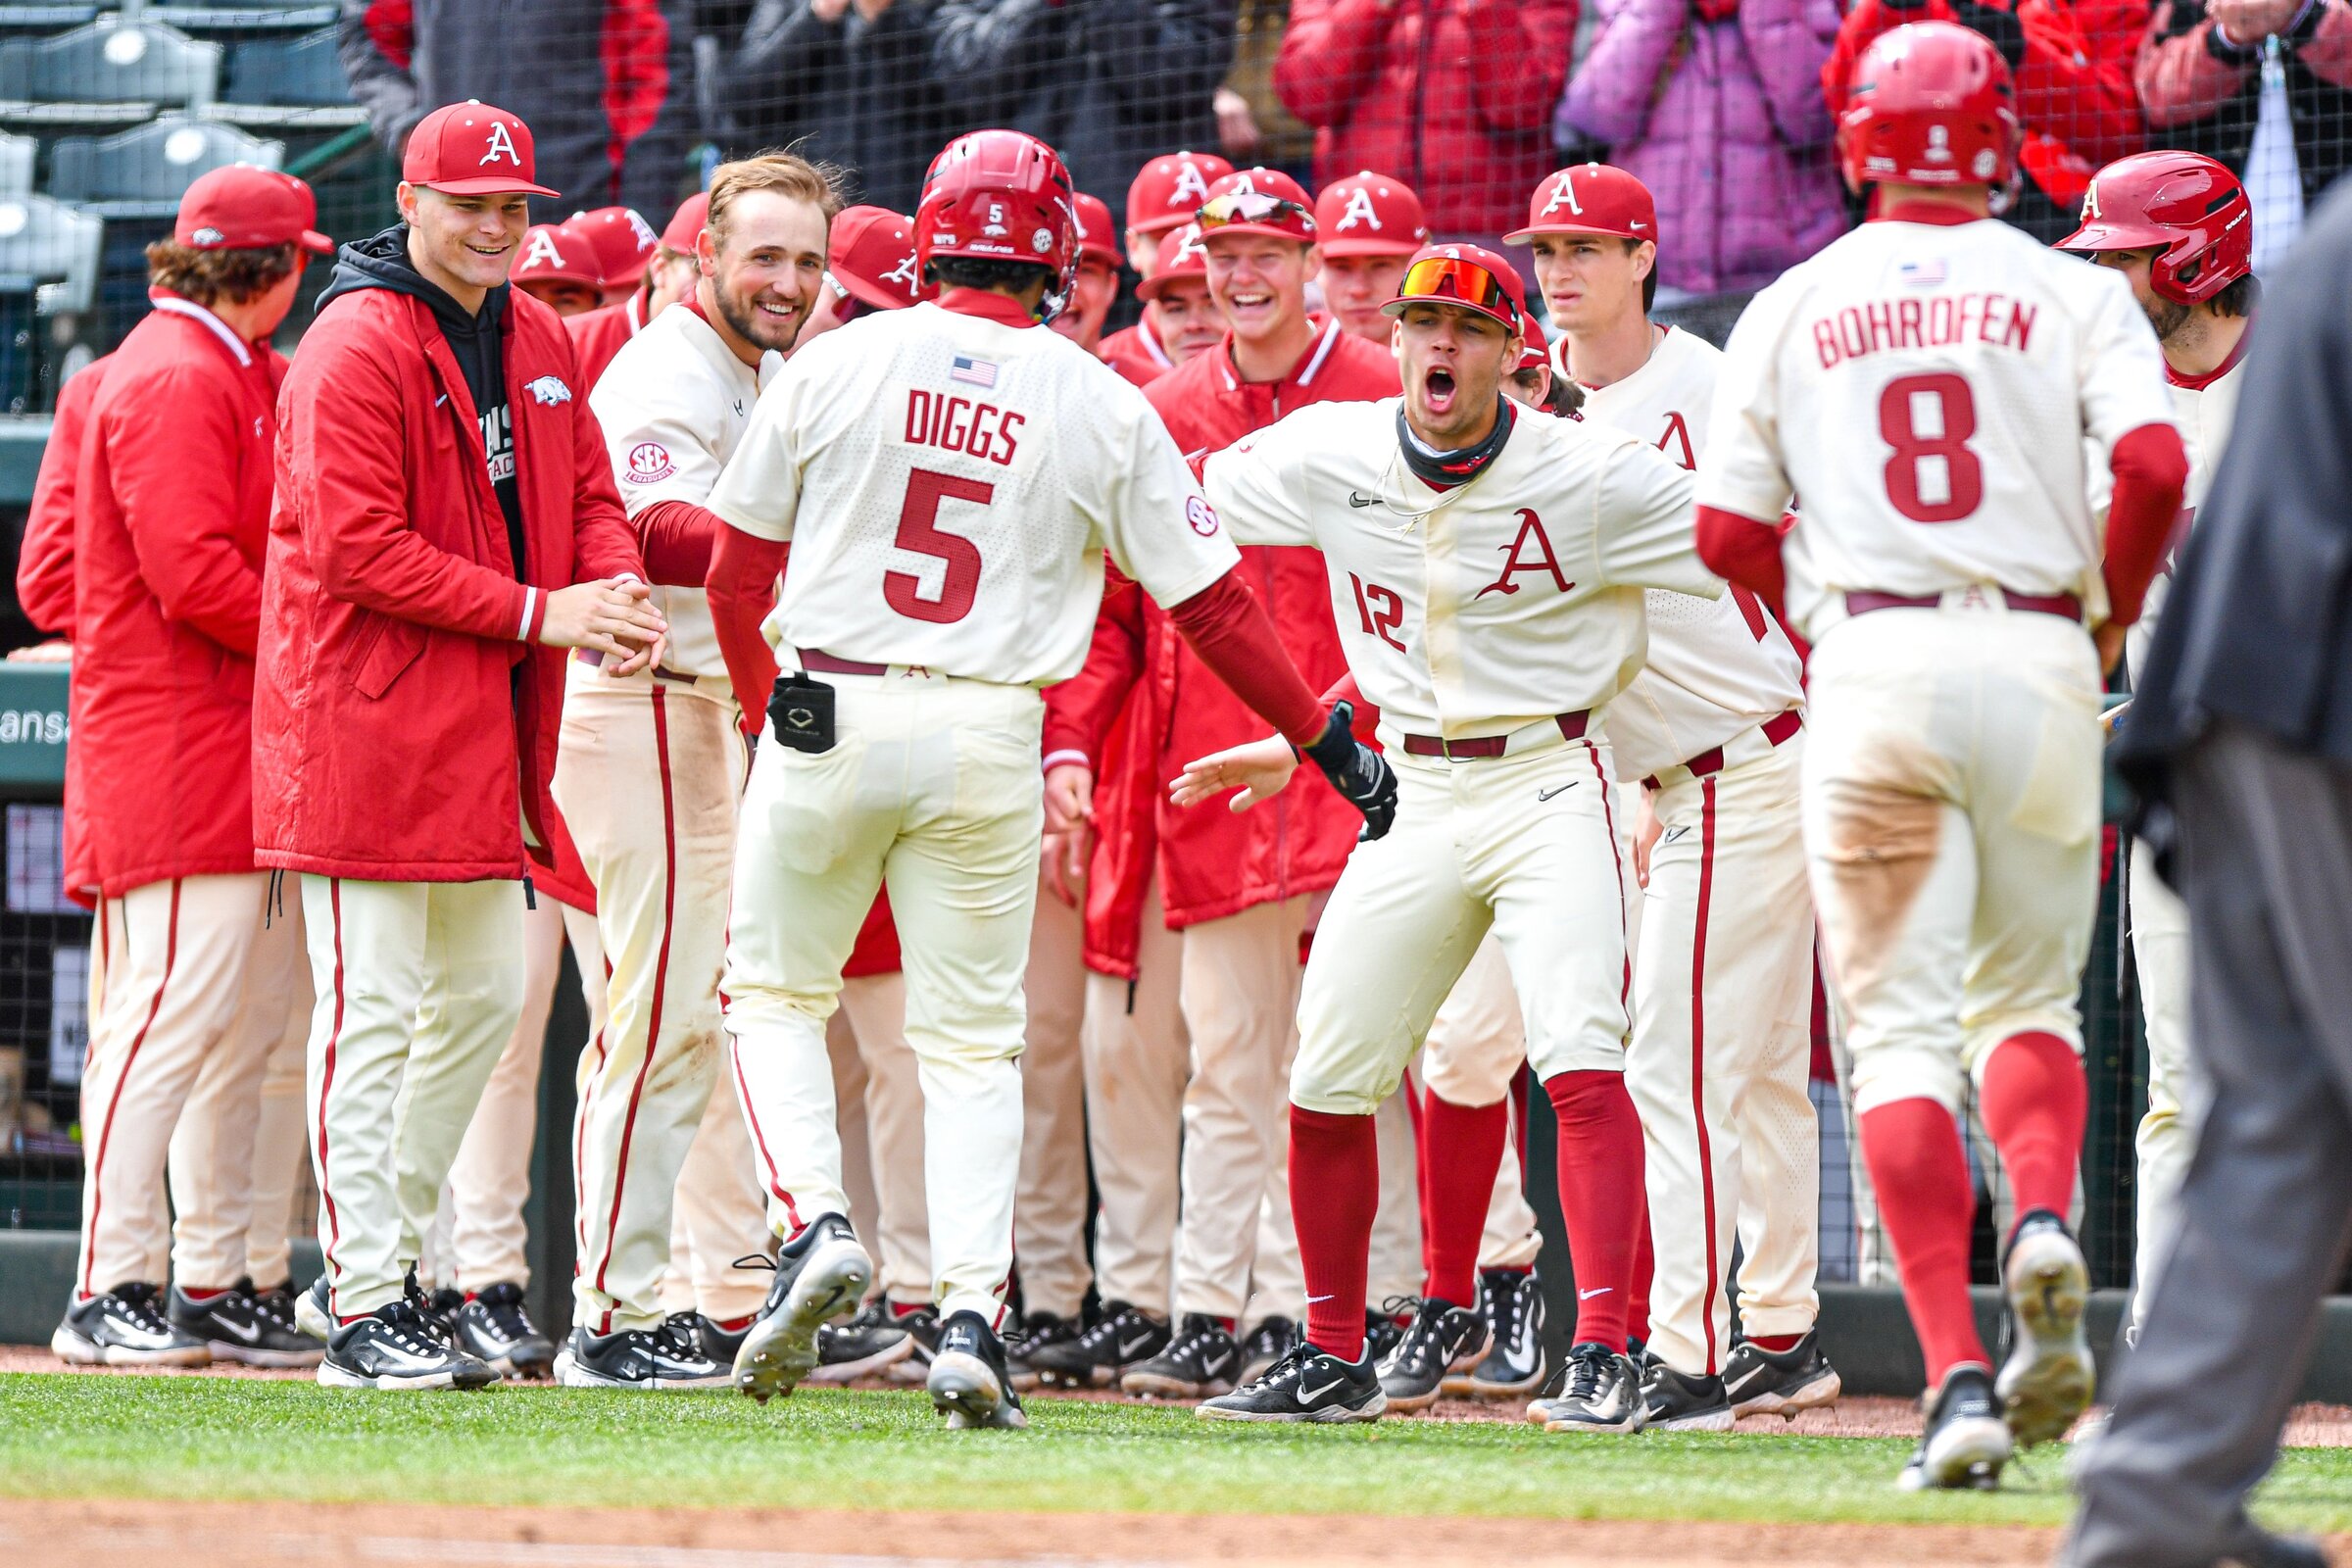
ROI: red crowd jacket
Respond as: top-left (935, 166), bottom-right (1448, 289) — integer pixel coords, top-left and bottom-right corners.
top-left (256, 287), bottom-right (642, 882)
top-left (1044, 318), bottom-right (1396, 976)
top-left (67, 304), bottom-right (284, 900)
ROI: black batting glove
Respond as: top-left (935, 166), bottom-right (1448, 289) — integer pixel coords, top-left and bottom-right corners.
top-left (1298, 701), bottom-right (1398, 842)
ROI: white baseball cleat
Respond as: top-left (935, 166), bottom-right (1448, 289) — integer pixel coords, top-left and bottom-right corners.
top-left (1996, 1208), bottom-right (2095, 1447)
top-left (731, 1213), bottom-right (872, 1404)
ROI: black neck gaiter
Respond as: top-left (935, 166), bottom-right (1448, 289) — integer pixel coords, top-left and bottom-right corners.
top-left (1396, 394), bottom-right (1515, 491)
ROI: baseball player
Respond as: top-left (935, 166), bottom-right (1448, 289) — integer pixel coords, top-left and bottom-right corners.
top-left (2055, 151), bottom-right (2255, 1342)
top-left (1099, 221), bottom-right (1221, 387)
top-left (826, 205), bottom-right (930, 325)
top-left (1502, 161), bottom-right (1832, 1431)
top-left (1123, 149), bottom-right (1234, 275)
top-left (513, 221), bottom-right (603, 316)
top-left (570, 204), bottom-right (662, 306)
top-left (1050, 193), bottom-right (1123, 354)
top-left (261, 102), bottom-right (664, 1391)
top-left (703, 129), bottom-right (1392, 1429)
top-left (1692, 24), bottom-right (2188, 1487)
top-left (568, 195), bottom-right (707, 394)
top-left (51, 167), bottom-right (330, 1370)
top-left (1313, 172), bottom-right (1426, 344)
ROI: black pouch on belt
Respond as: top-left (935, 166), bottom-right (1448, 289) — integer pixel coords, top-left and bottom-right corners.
top-left (767, 673), bottom-right (836, 754)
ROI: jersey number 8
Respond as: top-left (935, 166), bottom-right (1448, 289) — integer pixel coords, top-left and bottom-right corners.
top-left (1878, 372), bottom-right (1982, 524)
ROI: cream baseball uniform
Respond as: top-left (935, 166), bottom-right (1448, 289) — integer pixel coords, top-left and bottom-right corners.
top-left (708, 298), bottom-right (1240, 1324)
top-left (2124, 344), bottom-right (2246, 1333)
top-left (1579, 325), bottom-right (1819, 1379)
top-left (555, 299), bottom-right (775, 1335)
top-left (1201, 397), bottom-right (1716, 1116)
top-left (1697, 215), bottom-right (2176, 1117)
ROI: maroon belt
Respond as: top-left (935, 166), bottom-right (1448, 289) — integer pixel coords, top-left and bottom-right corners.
top-left (1844, 588), bottom-right (2082, 622)
top-left (1402, 710), bottom-right (1589, 760)
top-left (1658, 708), bottom-right (1804, 786)
top-left (801, 649), bottom-right (890, 677)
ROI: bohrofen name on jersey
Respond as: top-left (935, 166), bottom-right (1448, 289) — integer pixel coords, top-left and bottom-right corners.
top-left (1202, 396), bottom-right (1719, 743)
top-left (708, 293), bottom-right (1239, 686)
top-left (1695, 214), bottom-right (2177, 644)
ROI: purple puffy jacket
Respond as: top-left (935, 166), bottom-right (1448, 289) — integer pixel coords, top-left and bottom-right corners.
top-left (1560, 0), bottom-right (1846, 296)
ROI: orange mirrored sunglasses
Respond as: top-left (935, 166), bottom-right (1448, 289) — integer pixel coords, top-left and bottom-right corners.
top-left (1392, 255), bottom-right (1519, 326)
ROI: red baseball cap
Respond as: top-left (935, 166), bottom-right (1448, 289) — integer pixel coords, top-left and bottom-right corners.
top-left (568, 205), bottom-right (660, 287)
top-left (1314, 171), bottom-right (1427, 259)
top-left (659, 190), bottom-right (709, 254)
top-left (1136, 220), bottom-right (1209, 303)
top-left (512, 222), bottom-right (600, 289)
top-left (1198, 168), bottom-right (1316, 245)
top-left (1072, 191), bottom-right (1122, 272)
top-left (1126, 149), bottom-right (1233, 236)
top-left (175, 164), bottom-right (331, 255)
top-left (1515, 312), bottom-right (1549, 372)
top-left (829, 205), bottom-right (927, 311)
top-left (1382, 243), bottom-right (1529, 333)
top-left (1504, 163), bottom-right (1655, 244)
top-left (402, 100), bottom-right (558, 198)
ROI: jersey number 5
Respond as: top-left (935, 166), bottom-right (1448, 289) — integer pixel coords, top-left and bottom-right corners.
top-left (887, 467), bottom-right (989, 624)
top-left (1878, 372), bottom-right (1983, 524)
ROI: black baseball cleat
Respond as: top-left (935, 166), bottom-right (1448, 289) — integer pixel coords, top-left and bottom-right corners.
top-left (676, 1311), bottom-right (750, 1366)
top-left (554, 1317), bottom-right (733, 1390)
top-left (1023, 1300), bottom-right (1170, 1388)
top-left (884, 1302), bottom-right (941, 1385)
top-left (169, 1279), bottom-right (322, 1367)
top-left (1238, 1316), bottom-right (1298, 1384)
top-left (1899, 1364), bottom-right (2012, 1491)
top-left (1997, 1209), bottom-right (2094, 1446)
top-left (731, 1213), bottom-right (873, 1404)
top-left (1723, 1329), bottom-right (1842, 1419)
top-left (1458, 1268), bottom-right (1545, 1397)
top-left (1639, 1358), bottom-right (1736, 1432)
top-left (1528, 1342), bottom-right (1648, 1433)
top-left (1197, 1340), bottom-right (1386, 1423)
top-left (295, 1275), bottom-right (332, 1341)
top-left (449, 1282), bottom-right (556, 1378)
top-left (808, 1298), bottom-right (913, 1384)
top-left (1004, 1310), bottom-right (1080, 1393)
top-left (53, 1283), bottom-right (210, 1367)
top-left (318, 1298), bottom-right (499, 1391)
top-left (420, 1283), bottom-right (466, 1345)
top-left (1365, 1300), bottom-right (1411, 1364)
top-left (1378, 1297), bottom-right (1493, 1413)
top-left (1122, 1313), bottom-right (1243, 1399)
top-left (927, 1309), bottom-right (1028, 1430)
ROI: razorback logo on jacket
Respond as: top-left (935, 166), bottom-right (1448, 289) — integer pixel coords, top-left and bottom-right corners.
top-left (527, 374), bottom-right (571, 406)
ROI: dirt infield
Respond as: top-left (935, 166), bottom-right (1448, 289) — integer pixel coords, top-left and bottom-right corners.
top-left (0, 1496), bottom-right (2069, 1568)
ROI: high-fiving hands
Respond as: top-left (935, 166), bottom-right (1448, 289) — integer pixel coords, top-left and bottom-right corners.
top-left (541, 576), bottom-right (667, 676)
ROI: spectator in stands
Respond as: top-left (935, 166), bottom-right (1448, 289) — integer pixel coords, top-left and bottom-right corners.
top-left (726, 0), bottom-right (943, 213)
top-left (337, 0), bottom-right (701, 219)
top-left (1217, 0), bottom-right (1317, 169)
top-left (1822, 0), bottom-right (2148, 240)
top-left (929, 0), bottom-right (1238, 210)
top-left (1563, 0), bottom-right (1845, 297)
top-left (2138, 0), bottom-right (2352, 270)
top-left (1273, 0), bottom-right (1575, 254)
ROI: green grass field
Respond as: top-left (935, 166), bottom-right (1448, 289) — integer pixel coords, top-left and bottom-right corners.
top-left (4, 1374), bottom-right (2349, 1532)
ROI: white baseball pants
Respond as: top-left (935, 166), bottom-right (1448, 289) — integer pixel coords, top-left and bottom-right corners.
top-left (244, 927), bottom-right (313, 1289)
top-left (303, 875), bottom-right (524, 1318)
top-left (2128, 835), bottom-right (2200, 1335)
top-left (1802, 606), bottom-right (2102, 1116)
top-left (1626, 737), bottom-right (1819, 1378)
top-left (1017, 875), bottom-right (1093, 1320)
top-left (1080, 879), bottom-right (1187, 1314)
top-left (820, 971), bottom-right (930, 1304)
top-left (658, 1042), bottom-right (776, 1325)
top-left (724, 668), bottom-right (1044, 1325)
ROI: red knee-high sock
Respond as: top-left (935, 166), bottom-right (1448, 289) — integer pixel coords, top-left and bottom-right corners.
top-left (1858, 1097), bottom-right (1989, 1386)
top-left (1978, 1030), bottom-right (2086, 1233)
top-left (1290, 1104), bottom-right (1381, 1361)
top-left (1419, 1092), bottom-right (1508, 1309)
top-left (1628, 1192), bottom-right (1655, 1347)
top-left (1544, 1069), bottom-right (1646, 1352)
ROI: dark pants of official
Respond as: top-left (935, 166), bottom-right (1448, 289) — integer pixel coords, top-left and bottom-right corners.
top-left (2068, 718), bottom-right (2352, 1567)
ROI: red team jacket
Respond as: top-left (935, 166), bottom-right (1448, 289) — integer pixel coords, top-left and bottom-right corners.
top-left (565, 294), bottom-right (644, 402)
top-left (1045, 318), bottom-right (1397, 976)
top-left (1099, 318), bottom-right (1172, 389)
top-left (256, 287), bottom-right (643, 882)
top-left (67, 306), bottom-right (285, 900)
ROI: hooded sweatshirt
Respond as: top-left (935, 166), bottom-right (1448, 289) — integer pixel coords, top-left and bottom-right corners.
top-left (319, 224), bottom-right (526, 579)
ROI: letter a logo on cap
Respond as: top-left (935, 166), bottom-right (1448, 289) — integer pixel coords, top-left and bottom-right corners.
top-left (1540, 171), bottom-right (1584, 217)
top-left (481, 120), bottom-right (520, 167)
top-left (522, 227), bottom-right (565, 270)
top-left (1338, 186), bottom-right (1381, 230)
top-left (1169, 158), bottom-right (1210, 207)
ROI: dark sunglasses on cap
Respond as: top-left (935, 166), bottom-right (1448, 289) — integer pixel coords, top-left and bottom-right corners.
top-left (1197, 191), bottom-right (1312, 230)
top-left (1391, 254), bottom-right (1520, 328)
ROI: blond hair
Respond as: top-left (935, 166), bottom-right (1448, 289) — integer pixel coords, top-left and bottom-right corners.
top-left (705, 151), bottom-right (843, 250)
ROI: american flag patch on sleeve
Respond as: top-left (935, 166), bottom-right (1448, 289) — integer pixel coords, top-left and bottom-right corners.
top-left (951, 354), bottom-right (999, 388)
top-left (1899, 258), bottom-right (1947, 288)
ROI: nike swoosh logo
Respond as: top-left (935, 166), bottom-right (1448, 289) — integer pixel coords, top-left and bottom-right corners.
top-left (1348, 492), bottom-right (1376, 509)
top-left (1117, 1334), bottom-right (1153, 1358)
top-left (1663, 826), bottom-right (1691, 843)
top-left (371, 1346), bottom-right (448, 1371)
top-left (1537, 784), bottom-right (1577, 801)
top-left (1723, 1365), bottom-right (1767, 1396)
top-left (217, 1316), bottom-right (264, 1344)
top-left (1306, 1294), bottom-right (1335, 1304)
top-left (1298, 1375), bottom-right (1345, 1403)
top-left (1578, 1287), bottom-right (1612, 1300)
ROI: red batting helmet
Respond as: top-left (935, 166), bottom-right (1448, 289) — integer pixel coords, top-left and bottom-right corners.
top-left (1837, 22), bottom-right (2020, 194)
top-left (2060, 150), bottom-right (2252, 306)
top-left (917, 129), bottom-right (1079, 318)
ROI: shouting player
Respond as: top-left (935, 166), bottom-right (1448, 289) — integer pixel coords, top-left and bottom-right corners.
top-left (1173, 245), bottom-right (1718, 1427)
top-left (1693, 24), bottom-right (2188, 1489)
top-left (2057, 151), bottom-right (2253, 1342)
top-left (702, 130), bottom-right (1393, 1430)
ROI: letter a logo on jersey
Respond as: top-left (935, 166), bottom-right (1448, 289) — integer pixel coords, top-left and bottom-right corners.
top-left (1475, 510), bottom-right (1575, 600)
top-left (1656, 411), bottom-right (1694, 471)
top-left (480, 120), bottom-right (520, 168)
top-left (1337, 186), bottom-right (1382, 231)
top-left (1539, 171), bottom-right (1584, 218)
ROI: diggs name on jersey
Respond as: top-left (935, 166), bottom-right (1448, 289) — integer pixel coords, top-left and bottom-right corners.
top-left (903, 386), bottom-right (1025, 467)
top-left (1812, 292), bottom-right (2038, 370)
